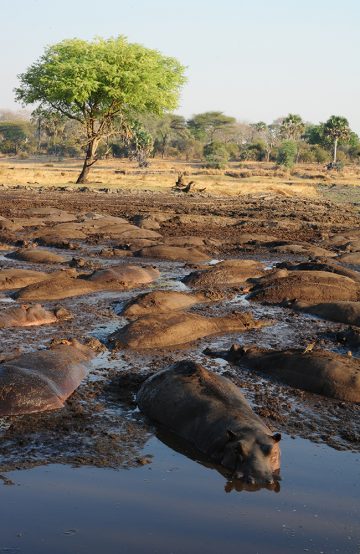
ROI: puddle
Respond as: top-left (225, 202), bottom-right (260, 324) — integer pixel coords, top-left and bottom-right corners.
top-left (0, 435), bottom-right (358, 554)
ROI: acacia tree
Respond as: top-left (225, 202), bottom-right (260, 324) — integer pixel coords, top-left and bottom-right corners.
top-left (187, 112), bottom-right (236, 143)
top-left (15, 36), bottom-right (186, 183)
top-left (323, 115), bottom-right (351, 164)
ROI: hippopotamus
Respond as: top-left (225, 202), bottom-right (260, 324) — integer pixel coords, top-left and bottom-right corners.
top-left (0, 304), bottom-right (72, 328)
top-left (87, 264), bottom-right (160, 290)
top-left (206, 345), bottom-right (360, 403)
top-left (135, 245), bottom-right (211, 263)
top-left (275, 260), bottom-right (360, 284)
top-left (137, 361), bottom-right (281, 488)
top-left (0, 269), bottom-right (49, 290)
top-left (0, 339), bottom-right (96, 415)
top-left (110, 311), bottom-right (267, 350)
top-left (15, 265), bottom-right (160, 301)
top-left (293, 300), bottom-right (360, 326)
top-left (183, 260), bottom-right (265, 289)
top-left (122, 289), bottom-right (226, 319)
top-left (249, 270), bottom-right (359, 304)
top-left (7, 248), bottom-right (68, 264)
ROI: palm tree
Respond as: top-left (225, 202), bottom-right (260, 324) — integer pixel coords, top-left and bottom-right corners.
top-left (323, 115), bottom-right (351, 164)
top-left (280, 114), bottom-right (305, 141)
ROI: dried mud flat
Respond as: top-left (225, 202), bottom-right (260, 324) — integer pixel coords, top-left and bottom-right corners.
top-left (0, 187), bottom-right (359, 475)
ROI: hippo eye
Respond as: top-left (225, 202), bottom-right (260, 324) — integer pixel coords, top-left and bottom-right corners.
top-left (261, 444), bottom-right (272, 456)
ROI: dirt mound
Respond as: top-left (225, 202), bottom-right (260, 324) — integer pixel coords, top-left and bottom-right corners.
top-left (135, 245), bottom-right (211, 263)
top-left (220, 346), bottom-right (360, 403)
top-left (7, 248), bottom-right (68, 264)
top-left (184, 260), bottom-right (265, 288)
top-left (0, 268), bottom-right (49, 290)
top-left (249, 270), bottom-right (359, 304)
top-left (110, 311), bottom-right (266, 350)
top-left (293, 300), bottom-right (360, 326)
top-left (0, 340), bottom-right (95, 415)
top-left (122, 289), bottom-right (224, 318)
top-left (0, 304), bottom-right (71, 328)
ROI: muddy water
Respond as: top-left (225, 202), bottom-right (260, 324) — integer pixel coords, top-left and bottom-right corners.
top-left (0, 436), bottom-right (359, 554)
top-left (0, 249), bottom-right (359, 553)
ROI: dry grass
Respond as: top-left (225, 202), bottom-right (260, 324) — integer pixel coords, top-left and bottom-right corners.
top-left (0, 156), bottom-right (360, 198)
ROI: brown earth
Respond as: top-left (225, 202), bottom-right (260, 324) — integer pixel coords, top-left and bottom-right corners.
top-left (0, 186), bottom-right (359, 471)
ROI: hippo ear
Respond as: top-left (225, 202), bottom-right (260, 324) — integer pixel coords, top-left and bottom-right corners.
top-left (227, 429), bottom-right (238, 441)
top-left (272, 433), bottom-right (281, 442)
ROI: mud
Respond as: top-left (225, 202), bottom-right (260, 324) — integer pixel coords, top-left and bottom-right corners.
top-left (0, 187), bottom-right (359, 475)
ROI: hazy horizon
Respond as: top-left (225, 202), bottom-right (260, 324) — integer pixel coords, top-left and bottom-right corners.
top-left (1, 0), bottom-right (359, 132)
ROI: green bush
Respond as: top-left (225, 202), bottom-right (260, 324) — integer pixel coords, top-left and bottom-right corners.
top-left (276, 140), bottom-right (297, 168)
top-left (203, 141), bottom-right (229, 168)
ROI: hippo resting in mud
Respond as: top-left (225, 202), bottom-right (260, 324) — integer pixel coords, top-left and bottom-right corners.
top-left (183, 260), bottom-right (264, 289)
top-left (137, 361), bottom-right (281, 489)
top-left (6, 248), bottom-right (68, 264)
top-left (0, 304), bottom-right (71, 328)
top-left (0, 269), bottom-right (49, 290)
top-left (134, 245), bottom-right (211, 263)
top-left (122, 289), bottom-right (226, 318)
top-left (110, 311), bottom-right (267, 350)
top-left (0, 339), bottom-right (96, 415)
top-left (15, 265), bottom-right (160, 301)
top-left (249, 270), bottom-right (359, 304)
top-left (293, 301), bottom-right (360, 326)
top-left (206, 345), bottom-right (360, 403)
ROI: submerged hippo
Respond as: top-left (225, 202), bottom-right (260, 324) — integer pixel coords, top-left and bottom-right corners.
top-left (0, 304), bottom-right (71, 328)
top-left (122, 289), bottom-right (226, 318)
top-left (0, 269), bottom-right (49, 291)
top-left (135, 245), bottom-right (211, 263)
top-left (137, 361), bottom-right (281, 488)
top-left (293, 300), bottom-right (360, 326)
top-left (7, 248), bottom-right (68, 264)
top-left (183, 260), bottom-right (265, 289)
top-left (249, 270), bottom-right (359, 304)
top-left (15, 265), bottom-right (160, 301)
top-left (0, 339), bottom-right (96, 415)
top-left (110, 311), bottom-right (267, 350)
top-left (207, 345), bottom-right (360, 403)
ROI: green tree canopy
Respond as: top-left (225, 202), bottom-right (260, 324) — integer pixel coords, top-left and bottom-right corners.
top-left (323, 115), bottom-right (351, 164)
top-left (187, 112), bottom-right (236, 143)
top-left (15, 36), bottom-right (186, 182)
top-left (280, 114), bottom-right (305, 140)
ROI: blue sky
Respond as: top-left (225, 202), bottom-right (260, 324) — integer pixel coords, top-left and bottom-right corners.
top-left (1, 0), bottom-right (359, 131)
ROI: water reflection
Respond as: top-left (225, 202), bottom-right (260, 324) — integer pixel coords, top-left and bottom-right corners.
top-left (155, 428), bottom-right (281, 494)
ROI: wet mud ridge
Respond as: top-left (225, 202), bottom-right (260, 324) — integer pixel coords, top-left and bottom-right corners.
top-left (0, 190), bottom-right (359, 473)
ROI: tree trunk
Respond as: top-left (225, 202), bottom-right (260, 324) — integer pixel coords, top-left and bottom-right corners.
top-left (76, 138), bottom-right (99, 184)
top-left (333, 138), bottom-right (338, 164)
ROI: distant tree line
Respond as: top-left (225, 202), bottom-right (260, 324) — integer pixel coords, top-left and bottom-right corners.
top-left (1, 108), bottom-right (359, 169)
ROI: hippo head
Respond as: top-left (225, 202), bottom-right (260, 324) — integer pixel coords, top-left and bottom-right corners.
top-left (221, 429), bottom-right (281, 489)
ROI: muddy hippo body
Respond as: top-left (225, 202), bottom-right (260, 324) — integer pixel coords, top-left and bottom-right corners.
top-left (111, 311), bottom-right (265, 350)
top-left (0, 304), bottom-right (71, 328)
top-left (249, 270), bottom-right (359, 304)
top-left (183, 260), bottom-right (264, 289)
top-left (137, 361), bottom-right (281, 486)
top-left (122, 289), bottom-right (225, 318)
top-left (0, 340), bottom-right (95, 415)
top-left (218, 346), bottom-right (360, 403)
top-left (293, 301), bottom-right (360, 326)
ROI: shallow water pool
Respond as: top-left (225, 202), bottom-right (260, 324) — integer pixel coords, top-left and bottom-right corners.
top-left (0, 434), bottom-right (359, 554)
